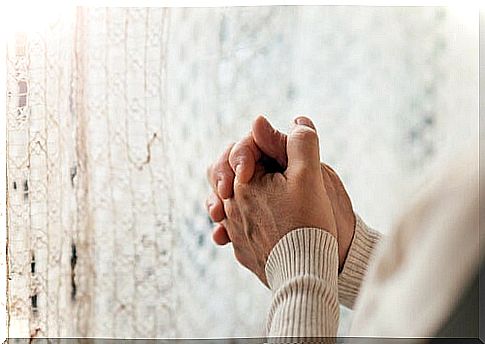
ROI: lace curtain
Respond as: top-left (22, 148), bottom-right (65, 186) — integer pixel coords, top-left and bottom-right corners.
top-left (5, 6), bottom-right (477, 338)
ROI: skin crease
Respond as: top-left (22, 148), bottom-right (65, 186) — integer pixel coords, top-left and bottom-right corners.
top-left (220, 118), bottom-right (337, 286)
top-left (206, 115), bottom-right (356, 273)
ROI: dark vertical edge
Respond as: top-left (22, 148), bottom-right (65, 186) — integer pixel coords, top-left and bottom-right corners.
top-left (71, 6), bottom-right (94, 337)
top-left (479, 8), bottom-right (484, 344)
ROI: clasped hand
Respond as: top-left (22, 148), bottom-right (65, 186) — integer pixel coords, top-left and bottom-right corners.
top-left (206, 116), bottom-right (355, 287)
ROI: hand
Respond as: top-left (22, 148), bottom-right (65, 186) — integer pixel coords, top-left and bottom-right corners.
top-left (206, 115), bottom-right (356, 270)
top-left (222, 118), bottom-right (337, 286)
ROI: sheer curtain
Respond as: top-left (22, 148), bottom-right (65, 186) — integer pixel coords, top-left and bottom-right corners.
top-left (5, 6), bottom-right (477, 338)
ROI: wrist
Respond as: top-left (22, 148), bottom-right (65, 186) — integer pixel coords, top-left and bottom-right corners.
top-left (338, 212), bottom-right (357, 271)
top-left (265, 227), bottom-right (339, 291)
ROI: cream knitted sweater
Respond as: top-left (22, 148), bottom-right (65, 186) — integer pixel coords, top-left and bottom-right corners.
top-left (264, 147), bottom-right (480, 339)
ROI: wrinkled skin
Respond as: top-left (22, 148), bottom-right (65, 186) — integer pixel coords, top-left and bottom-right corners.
top-left (206, 115), bottom-right (356, 277)
top-left (220, 118), bottom-right (337, 286)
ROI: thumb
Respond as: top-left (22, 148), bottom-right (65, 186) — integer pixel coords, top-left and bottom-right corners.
top-left (252, 115), bottom-right (288, 169)
top-left (286, 116), bottom-right (321, 177)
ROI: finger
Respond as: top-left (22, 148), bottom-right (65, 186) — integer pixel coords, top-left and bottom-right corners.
top-left (322, 163), bottom-right (349, 198)
top-left (322, 162), bottom-right (337, 175)
top-left (228, 134), bottom-right (262, 184)
top-left (286, 116), bottom-right (321, 177)
top-left (207, 143), bottom-right (235, 199)
top-left (252, 115), bottom-right (288, 168)
top-left (320, 165), bottom-right (335, 197)
top-left (206, 192), bottom-right (225, 223)
top-left (212, 223), bottom-right (231, 245)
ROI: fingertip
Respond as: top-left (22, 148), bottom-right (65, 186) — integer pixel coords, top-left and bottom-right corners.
top-left (252, 115), bottom-right (288, 168)
top-left (286, 117), bottom-right (321, 176)
top-left (207, 193), bottom-right (225, 222)
top-left (252, 114), bottom-right (271, 134)
top-left (293, 116), bottom-right (316, 131)
top-left (212, 224), bottom-right (231, 245)
top-left (253, 113), bottom-right (269, 125)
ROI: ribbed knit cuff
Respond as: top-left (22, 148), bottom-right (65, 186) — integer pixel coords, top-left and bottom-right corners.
top-left (338, 214), bottom-right (382, 309)
top-left (265, 228), bottom-right (339, 292)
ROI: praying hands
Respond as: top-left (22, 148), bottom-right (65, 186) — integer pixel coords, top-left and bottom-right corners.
top-left (206, 115), bottom-right (361, 336)
top-left (206, 116), bottom-right (357, 275)
top-left (205, 115), bottom-right (478, 339)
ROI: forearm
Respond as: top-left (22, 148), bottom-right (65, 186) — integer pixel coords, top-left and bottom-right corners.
top-left (338, 214), bottom-right (382, 309)
top-left (265, 228), bottom-right (340, 338)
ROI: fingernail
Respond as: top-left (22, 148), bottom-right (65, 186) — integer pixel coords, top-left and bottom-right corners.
top-left (294, 116), bottom-right (315, 129)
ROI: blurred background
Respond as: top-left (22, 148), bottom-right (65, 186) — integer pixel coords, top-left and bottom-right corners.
top-left (5, 5), bottom-right (478, 338)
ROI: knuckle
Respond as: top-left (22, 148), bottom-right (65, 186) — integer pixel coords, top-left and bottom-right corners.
top-left (224, 201), bottom-right (235, 218)
top-left (213, 159), bottom-right (226, 175)
top-left (224, 199), bottom-right (241, 223)
top-left (229, 149), bottom-right (245, 170)
top-left (214, 163), bottom-right (233, 186)
top-left (229, 143), bottom-right (253, 170)
top-left (294, 126), bottom-right (318, 144)
top-left (234, 180), bottom-right (251, 199)
top-left (233, 179), bottom-right (244, 193)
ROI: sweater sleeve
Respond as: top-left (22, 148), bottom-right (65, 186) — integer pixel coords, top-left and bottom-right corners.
top-left (264, 228), bottom-right (340, 338)
top-left (337, 214), bottom-right (382, 309)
